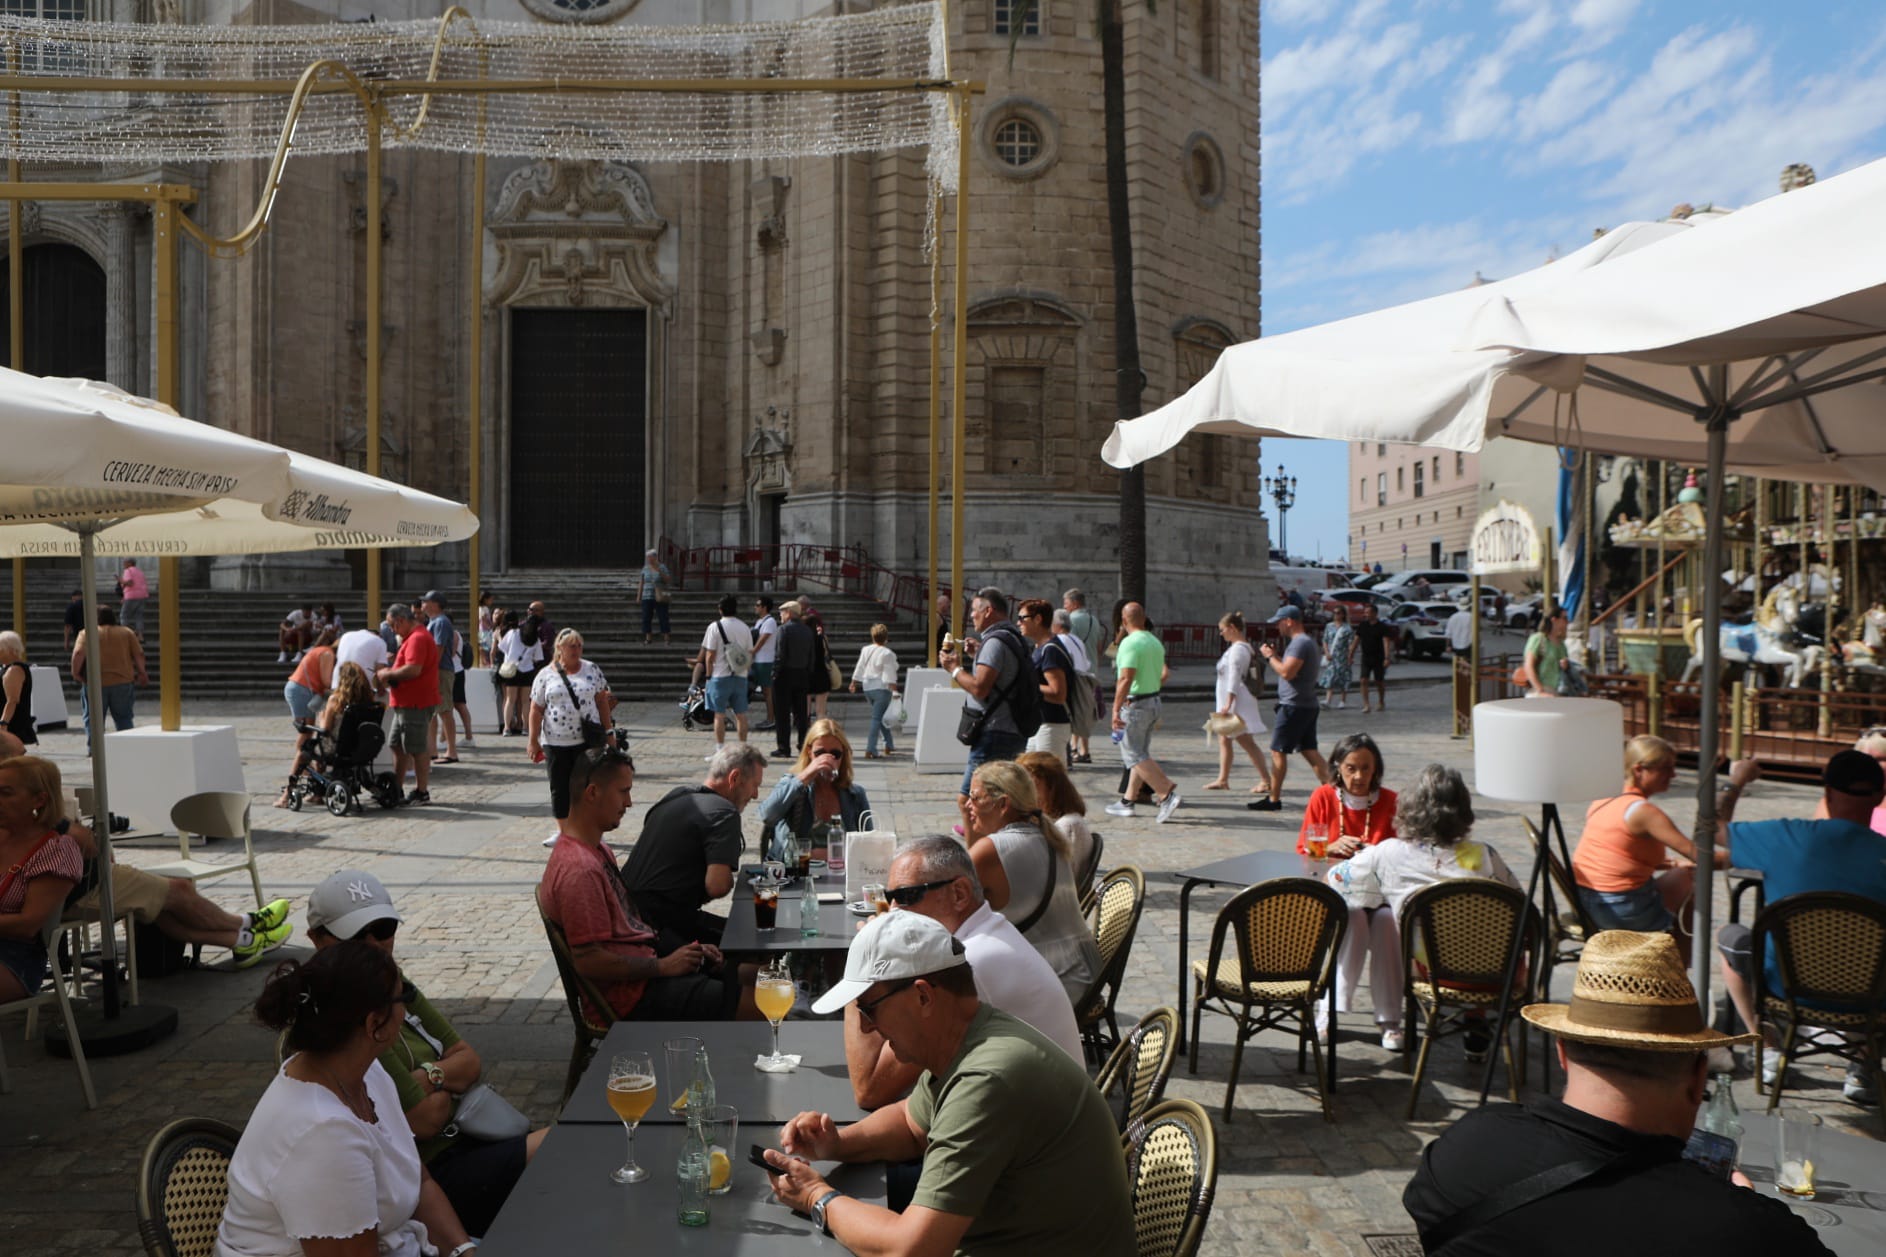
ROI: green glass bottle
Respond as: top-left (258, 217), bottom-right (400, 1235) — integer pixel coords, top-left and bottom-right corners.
top-left (676, 1112), bottom-right (711, 1227)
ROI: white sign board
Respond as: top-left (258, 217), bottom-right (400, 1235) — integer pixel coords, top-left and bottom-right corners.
top-left (1471, 499), bottom-right (1543, 576)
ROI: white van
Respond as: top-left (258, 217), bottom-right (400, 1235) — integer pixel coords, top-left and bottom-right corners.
top-left (1272, 566), bottom-right (1353, 602)
top-left (1375, 569), bottom-right (1471, 601)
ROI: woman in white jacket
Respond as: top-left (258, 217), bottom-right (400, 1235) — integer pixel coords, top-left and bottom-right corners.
top-left (847, 623), bottom-right (900, 758)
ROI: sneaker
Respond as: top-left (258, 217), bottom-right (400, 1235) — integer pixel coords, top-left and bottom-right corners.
top-left (234, 921), bottom-right (294, 970)
top-left (1156, 789), bottom-right (1183, 824)
top-left (1845, 1067), bottom-right (1880, 1107)
top-left (405, 789), bottom-right (431, 806)
top-left (1104, 800), bottom-right (1137, 819)
top-left (1381, 1027), bottom-right (1407, 1052)
top-left (248, 898), bottom-right (292, 933)
top-left (754, 721), bottom-right (777, 732)
top-left (1761, 1053), bottom-right (1780, 1089)
top-left (276, 651), bottom-right (288, 663)
top-left (542, 832), bottom-right (560, 848)
top-left (1246, 797), bottom-right (1284, 812)
top-left (1463, 1026), bottom-right (1492, 1063)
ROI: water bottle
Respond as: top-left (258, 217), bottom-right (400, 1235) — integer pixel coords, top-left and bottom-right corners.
top-left (687, 1044), bottom-right (716, 1115)
top-left (676, 1113), bottom-right (711, 1226)
top-left (800, 875), bottom-right (820, 939)
top-left (1110, 727), bottom-right (1126, 745)
top-left (1703, 1072), bottom-right (1742, 1141)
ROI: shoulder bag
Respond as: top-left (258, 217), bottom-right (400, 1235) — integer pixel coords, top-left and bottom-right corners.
top-left (448, 1082), bottom-right (531, 1142)
top-left (1010, 841), bottom-right (1059, 935)
top-left (716, 620), bottom-right (754, 676)
top-left (558, 665), bottom-right (606, 748)
top-left (1422, 1147), bottom-right (1653, 1253)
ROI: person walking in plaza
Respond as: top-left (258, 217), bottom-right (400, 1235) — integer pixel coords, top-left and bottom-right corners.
top-left (1445, 599), bottom-right (1476, 661)
top-left (1320, 603), bottom-right (1357, 708)
top-left (1103, 601), bottom-right (1181, 823)
top-left (475, 589), bottom-right (497, 668)
top-left (421, 592), bottom-right (460, 764)
top-left (529, 628), bottom-right (615, 822)
top-left (848, 622), bottom-right (901, 758)
top-left (1063, 588), bottom-right (1105, 763)
top-left (939, 587), bottom-right (1041, 831)
top-left (965, 760), bottom-right (1099, 1000)
top-left (1017, 598), bottom-right (1073, 762)
top-left (70, 605), bottom-right (146, 741)
top-left (637, 548), bottom-right (672, 643)
top-left (494, 609), bottom-right (539, 736)
top-left (751, 595), bottom-right (779, 732)
top-left (1204, 611), bottom-right (1272, 796)
top-left (117, 558), bottom-right (148, 638)
top-left (1522, 605), bottom-right (1571, 697)
top-left (700, 593), bottom-right (756, 745)
top-left (623, 742), bottom-right (767, 948)
top-left (1051, 608), bottom-right (1096, 763)
top-left (1355, 600), bottom-right (1393, 713)
top-left (0, 631), bottom-right (36, 747)
top-left (447, 627), bottom-right (474, 750)
top-left (375, 604), bottom-right (439, 806)
top-left (760, 720), bottom-right (870, 865)
top-left (802, 593), bottom-right (835, 720)
top-left (1250, 604), bottom-right (1330, 813)
top-left (771, 600), bottom-right (817, 757)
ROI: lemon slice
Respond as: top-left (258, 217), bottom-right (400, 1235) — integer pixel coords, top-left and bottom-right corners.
top-left (708, 1147), bottom-right (732, 1191)
top-left (670, 1095), bottom-right (689, 1113)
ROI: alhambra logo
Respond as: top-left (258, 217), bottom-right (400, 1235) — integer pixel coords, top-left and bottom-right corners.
top-left (280, 490), bottom-right (354, 526)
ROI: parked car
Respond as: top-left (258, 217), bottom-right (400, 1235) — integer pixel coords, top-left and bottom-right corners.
top-left (1317, 589), bottom-right (1404, 648)
top-left (1374, 569), bottom-right (1473, 602)
top-left (1388, 601), bottom-right (1459, 660)
top-left (1496, 594), bottom-right (1545, 628)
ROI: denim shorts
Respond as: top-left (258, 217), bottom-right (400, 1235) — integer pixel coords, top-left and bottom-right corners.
top-left (0, 936), bottom-right (47, 996)
top-left (1270, 703), bottom-right (1320, 754)
top-left (1117, 696), bottom-right (1162, 768)
top-left (1578, 880), bottom-right (1674, 933)
top-left (284, 679), bottom-right (318, 723)
top-left (706, 675), bottom-right (749, 714)
top-left (961, 728), bottom-right (1028, 796)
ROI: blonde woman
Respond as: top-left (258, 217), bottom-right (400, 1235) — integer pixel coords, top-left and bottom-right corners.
top-left (0, 630), bottom-right (35, 746)
top-left (847, 624), bottom-right (900, 758)
top-left (758, 719), bottom-right (870, 863)
top-left (528, 628), bottom-right (615, 820)
top-left (1204, 612), bottom-right (1272, 795)
top-left (965, 760), bottom-right (1099, 1000)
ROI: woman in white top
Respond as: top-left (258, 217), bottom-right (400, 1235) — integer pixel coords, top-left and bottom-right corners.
top-left (217, 942), bottom-right (472, 1257)
top-left (528, 629), bottom-right (616, 821)
top-left (846, 623), bottom-right (900, 758)
top-left (1018, 750), bottom-right (1099, 894)
top-left (493, 610), bottom-right (540, 737)
top-left (1204, 612), bottom-right (1273, 796)
top-left (965, 760), bottom-right (1100, 1002)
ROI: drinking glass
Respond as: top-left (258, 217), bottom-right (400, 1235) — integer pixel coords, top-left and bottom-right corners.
top-left (755, 971), bottom-right (797, 1070)
top-left (1775, 1111), bottom-right (1822, 1199)
top-left (1305, 825), bottom-right (1329, 861)
top-left (754, 879), bottom-right (779, 930)
top-left (605, 1052), bottom-right (656, 1183)
top-left (700, 1104), bottom-right (739, 1196)
top-left (664, 1036), bottom-right (704, 1116)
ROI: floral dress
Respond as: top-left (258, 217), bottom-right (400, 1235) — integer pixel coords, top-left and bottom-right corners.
top-left (1319, 623), bottom-right (1355, 690)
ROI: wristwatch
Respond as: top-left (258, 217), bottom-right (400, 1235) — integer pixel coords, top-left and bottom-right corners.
top-left (422, 1061), bottom-right (446, 1090)
top-left (810, 1189), bottom-right (842, 1236)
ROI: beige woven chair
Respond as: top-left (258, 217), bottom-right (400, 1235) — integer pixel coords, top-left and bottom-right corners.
top-left (1398, 879), bottom-right (1539, 1119)
top-left (1077, 864), bottom-right (1145, 1058)
top-left (1188, 878), bottom-right (1346, 1121)
top-left (1095, 1006), bottom-right (1180, 1134)
top-left (136, 1117), bottom-right (241, 1257)
top-left (1752, 891), bottom-right (1886, 1127)
top-left (537, 886), bottom-right (617, 1106)
top-left (1124, 1098), bottom-right (1218, 1257)
top-left (0, 912), bottom-right (98, 1109)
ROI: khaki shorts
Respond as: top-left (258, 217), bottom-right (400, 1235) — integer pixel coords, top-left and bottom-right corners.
top-left (76, 863), bottom-right (172, 923)
top-left (435, 667), bottom-right (455, 717)
top-left (389, 706), bottom-right (432, 755)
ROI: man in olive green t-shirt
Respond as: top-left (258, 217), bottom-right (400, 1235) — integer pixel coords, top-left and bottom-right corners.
top-left (765, 913), bottom-right (1133, 1257)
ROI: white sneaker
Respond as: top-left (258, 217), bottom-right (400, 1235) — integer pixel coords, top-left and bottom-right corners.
top-left (541, 832), bottom-right (560, 848)
top-left (1156, 789), bottom-right (1182, 824)
top-left (1381, 1027), bottom-right (1407, 1052)
top-left (1104, 800), bottom-right (1136, 819)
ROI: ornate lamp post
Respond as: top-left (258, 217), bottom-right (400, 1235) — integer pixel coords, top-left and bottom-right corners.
top-left (1265, 464), bottom-right (1298, 558)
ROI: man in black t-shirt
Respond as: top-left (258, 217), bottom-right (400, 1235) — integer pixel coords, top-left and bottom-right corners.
top-left (1354, 602), bottom-right (1394, 713)
top-left (62, 589), bottom-right (85, 652)
top-left (620, 742), bottom-right (766, 948)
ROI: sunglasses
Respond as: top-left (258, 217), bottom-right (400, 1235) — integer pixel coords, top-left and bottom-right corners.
top-left (397, 979), bottom-right (419, 1006)
top-left (581, 745), bottom-right (635, 771)
top-left (886, 878), bottom-right (957, 907)
top-left (353, 918), bottom-right (399, 942)
top-left (856, 979), bottom-right (915, 1025)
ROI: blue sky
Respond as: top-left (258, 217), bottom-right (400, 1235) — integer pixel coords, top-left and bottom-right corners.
top-left (1258, 0), bottom-right (1886, 562)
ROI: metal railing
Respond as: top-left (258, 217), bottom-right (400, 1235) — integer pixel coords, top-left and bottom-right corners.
top-left (656, 539), bottom-right (953, 624)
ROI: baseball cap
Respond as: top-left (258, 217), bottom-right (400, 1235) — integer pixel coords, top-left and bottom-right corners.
top-left (307, 869), bottom-right (402, 939)
top-left (811, 912), bottom-right (969, 1015)
top-left (1824, 748), bottom-right (1886, 796)
top-left (1268, 605), bottom-right (1301, 623)
top-left (421, 590), bottom-right (446, 607)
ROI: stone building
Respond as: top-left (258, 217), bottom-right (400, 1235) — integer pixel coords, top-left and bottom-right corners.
top-left (1348, 440), bottom-right (1479, 573)
top-left (5, 0), bottom-right (1267, 621)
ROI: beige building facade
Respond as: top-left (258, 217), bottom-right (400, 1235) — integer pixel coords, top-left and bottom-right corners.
top-left (1348, 440), bottom-right (1477, 573)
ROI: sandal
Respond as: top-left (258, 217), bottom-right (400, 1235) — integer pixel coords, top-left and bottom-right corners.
top-left (1203, 781), bottom-right (1229, 791)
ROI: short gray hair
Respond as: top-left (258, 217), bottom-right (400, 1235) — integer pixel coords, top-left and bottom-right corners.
top-left (1396, 763), bottom-right (1476, 845)
top-left (705, 742), bottom-right (767, 782)
top-left (385, 603), bottom-right (413, 623)
top-left (1063, 588), bottom-right (1085, 606)
top-left (1051, 608), bottom-right (1073, 632)
top-left (895, 834), bottom-right (982, 902)
top-left (0, 630), bottom-right (22, 660)
top-left (973, 586), bottom-right (1008, 615)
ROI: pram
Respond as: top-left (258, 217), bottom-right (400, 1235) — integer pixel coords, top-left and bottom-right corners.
top-left (680, 684), bottom-right (710, 730)
top-left (287, 701), bottom-right (403, 816)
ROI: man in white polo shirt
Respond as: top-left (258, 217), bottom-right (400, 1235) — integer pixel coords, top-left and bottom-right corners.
top-left (842, 833), bottom-right (1082, 1108)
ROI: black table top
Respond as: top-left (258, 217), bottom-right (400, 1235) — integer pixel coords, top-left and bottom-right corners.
top-left (478, 1121), bottom-right (887, 1256)
top-left (1170, 848), bottom-right (1328, 889)
top-left (738, 865), bottom-right (849, 897)
top-left (720, 891), bottom-right (874, 952)
top-left (560, 1020), bottom-right (869, 1127)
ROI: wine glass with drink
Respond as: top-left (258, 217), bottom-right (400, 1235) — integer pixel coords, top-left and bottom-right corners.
top-left (606, 1051), bottom-right (657, 1183)
top-left (755, 963), bottom-right (797, 1071)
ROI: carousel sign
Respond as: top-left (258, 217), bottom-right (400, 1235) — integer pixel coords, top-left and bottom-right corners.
top-left (1471, 500), bottom-right (1543, 575)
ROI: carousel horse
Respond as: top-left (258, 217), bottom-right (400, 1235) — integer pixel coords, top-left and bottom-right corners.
top-left (1681, 609), bottom-right (1824, 689)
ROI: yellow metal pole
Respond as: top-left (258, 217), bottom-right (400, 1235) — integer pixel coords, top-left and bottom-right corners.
top-left (927, 190), bottom-right (943, 666)
top-left (364, 103), bottom-right (383, 621)
top-left (8, 41), bottom-right (22, 642)
top-left (1729, 679), bottom-right (1745, 761)
top-left (948, 86), bottom-right (970, 640)
top-left (154, 198), bottom-right (182, 730)
top-left (467, 143), bottom-right (484, 624)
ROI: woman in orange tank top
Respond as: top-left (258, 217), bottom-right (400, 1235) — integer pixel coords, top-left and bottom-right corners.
top-left (1570, 734), bottom-right (1738, 958)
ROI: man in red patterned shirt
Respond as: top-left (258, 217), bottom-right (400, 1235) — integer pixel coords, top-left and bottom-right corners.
top-left (538, 747), bottom-right (759, 1021)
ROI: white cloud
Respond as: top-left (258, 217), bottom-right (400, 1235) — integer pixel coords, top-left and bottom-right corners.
top-left (1262, 0), bottom-right (1334, 27)
top-left (1569, 0), bottom-right (1639, 33)
top-left (1516, 59), bottom-right (1614, 139)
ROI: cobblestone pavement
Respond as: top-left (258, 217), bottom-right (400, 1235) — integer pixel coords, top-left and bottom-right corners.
top-left (1, 666), bottom-right (1876, 1256)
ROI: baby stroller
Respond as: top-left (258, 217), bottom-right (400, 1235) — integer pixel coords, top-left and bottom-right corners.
top-left (287, 702), bottom-right (403, 816)
top-left (680, 684), bottom-right (710, 731)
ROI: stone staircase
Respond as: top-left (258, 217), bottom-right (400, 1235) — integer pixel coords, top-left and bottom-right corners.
top-left (0, 568), bottom-right (929, 706)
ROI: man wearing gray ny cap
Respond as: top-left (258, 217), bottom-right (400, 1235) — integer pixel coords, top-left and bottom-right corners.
top-left (759, 913), bottom-right (1132, 1257)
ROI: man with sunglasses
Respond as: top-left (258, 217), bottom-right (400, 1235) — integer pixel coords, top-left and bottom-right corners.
top-left (764, 912), bottom-right (1131, 1257)
top-left (843, 835), bottom-right (1083, 1108)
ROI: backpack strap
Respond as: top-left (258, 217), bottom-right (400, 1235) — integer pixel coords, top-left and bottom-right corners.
top-left (1423, 1148), bottom-right (1653, 1253)
top-left (1009, 840), bottom-right (1059, 935)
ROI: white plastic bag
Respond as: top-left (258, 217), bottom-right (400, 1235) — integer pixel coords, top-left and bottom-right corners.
top-left (888, 698), bottom-right (909, 730)
top-left (844, 810), bottom-right (896, 904)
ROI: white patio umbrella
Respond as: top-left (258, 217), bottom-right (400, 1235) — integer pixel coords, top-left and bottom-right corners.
top-left (1102, 151), bottom-right (1886, 1016)
top-left (0, 368), bottom-right (476, 1045)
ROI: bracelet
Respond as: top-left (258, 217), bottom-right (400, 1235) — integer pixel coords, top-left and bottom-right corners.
top-left (446, 1242), bottom-right (479, 1257)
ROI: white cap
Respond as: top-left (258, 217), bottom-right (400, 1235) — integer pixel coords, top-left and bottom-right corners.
top-left (306, 869), bottom-right (401, 939)
top-left (810, 912), bottom-right (968, 1015)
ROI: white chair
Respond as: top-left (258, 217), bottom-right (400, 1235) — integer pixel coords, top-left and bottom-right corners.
top-left (143, 792), bottom-right (265, 910)
top-left (0, 914), bottom-right (100, 1109)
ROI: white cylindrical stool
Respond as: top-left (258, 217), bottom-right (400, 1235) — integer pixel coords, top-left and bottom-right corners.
top-left (1474, 697), bottom-right (1622, 805)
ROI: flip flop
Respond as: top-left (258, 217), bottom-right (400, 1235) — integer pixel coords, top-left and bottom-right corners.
top-left (438, 756), bottom-right (460, 764)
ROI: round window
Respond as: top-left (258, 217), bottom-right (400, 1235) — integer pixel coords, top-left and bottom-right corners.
top-left (993, 118), bottom-right (1043, 168)
top-left (978, 98), bottom-right (1060, 181)
top-left (519, 0), bottom-right (640, 24)
top-left (1183, 132), bottom-right (1225, 209)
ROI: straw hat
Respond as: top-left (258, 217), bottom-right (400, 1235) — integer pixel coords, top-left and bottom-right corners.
top-left (1521, 930), bottom-right (1756, 1051)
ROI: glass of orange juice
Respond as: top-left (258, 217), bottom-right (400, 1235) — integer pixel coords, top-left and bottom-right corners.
top-left (756, 970), bottom-right (797, 1071)
top-left (606, 1051), bottom-right (656, 1183)
top-left (1305, 825), bottom-right (1329, 861)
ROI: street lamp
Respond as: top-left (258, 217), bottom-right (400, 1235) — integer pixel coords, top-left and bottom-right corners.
top-left (1265, 463), bottom-right (1298, 558)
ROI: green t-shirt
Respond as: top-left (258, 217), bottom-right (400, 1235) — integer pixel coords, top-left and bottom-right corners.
top-left (1113, 630), bottom-right (1165, 697)
top-left (381, 982), bottom-right (465, 1163)
top-left (905, 1005), bottom-right (1135, 1257)
top-left (1525, 632), bottom-right (1567, 692)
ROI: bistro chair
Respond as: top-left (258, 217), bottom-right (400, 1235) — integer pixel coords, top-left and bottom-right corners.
top-left (1752, 891), bottom-right (1886, 1128)
top-left (136, 1117), bottom-right (241, 1257)
top-left (536, 887), bottom-right (617, 1105)
top-left (1188, 878), bottom-right (1346, 1121)
top-left (1077, 865), bottom-right (1146, 1059)
top-left (1076, 832), bottom-right (1106, 913)
top-left (144, 793), bottom-right (267, 966)
top-left (1536, 821), bottom-right (1593, 983)
top-left (1124, 1098), bottom-right (1219, 1257)
top-left (1095, 1006), bottom-right (1181, 1134)
top-left (1399, 879), bottom-right (1539, 1119)
top-left (0, 912), bottom-right (98, 1109)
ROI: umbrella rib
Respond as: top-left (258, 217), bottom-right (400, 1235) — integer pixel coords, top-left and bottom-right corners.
top-left (1494, 384), bottom-right (1550, 431)
top-left (1740, 343), bottom-right (1886, 408)
top-left (1743, 363), bottom-right (1886, 415)
top-left (1728, 350), bottom-right (1821, 408)
top-left (1580, 366), bottom-right (1698, 414)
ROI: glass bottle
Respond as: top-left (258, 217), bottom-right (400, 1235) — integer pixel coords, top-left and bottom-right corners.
top-left (800, 875), bottom-right (820, 939)
top-left (687, 1043), bottom-right (717, 1115)
top-left (676, 1112), bottom-right (711, 1226)
top-left (777, 826), bottom-right (800, 880)
top-left (1703, 1072), bottom-right (1742, 1140)
top-left (781, 880), bottom-right (805, 937)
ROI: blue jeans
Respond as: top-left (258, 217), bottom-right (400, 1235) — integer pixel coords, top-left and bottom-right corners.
top-left (640, 598), bottom-right (671, 636)
top-left (961, 729), bottom-right (1027, 796)
top-left (79, 681), bottom-right (136, 740)
top-left (864, 687), bottom-right (895, 754)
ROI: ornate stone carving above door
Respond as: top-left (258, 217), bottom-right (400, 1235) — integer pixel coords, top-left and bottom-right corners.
top-left (488, 159), bottom-right (674, 310)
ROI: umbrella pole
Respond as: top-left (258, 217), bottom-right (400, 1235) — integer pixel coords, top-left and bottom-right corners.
top-left (1689, 404), bottom-right (1733, 1019)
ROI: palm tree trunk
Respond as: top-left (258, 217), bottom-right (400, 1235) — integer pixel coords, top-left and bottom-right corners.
top-left (1101, 0), bottom-right (1146, 604)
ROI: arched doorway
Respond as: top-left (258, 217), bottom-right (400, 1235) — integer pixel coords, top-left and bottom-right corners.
top-left (0, 242), bottom-right (108, 379)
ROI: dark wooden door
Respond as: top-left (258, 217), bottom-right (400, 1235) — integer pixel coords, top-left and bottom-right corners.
top-left (0, 242), bottom-right (108, 379)
top-left (508, 307), bottom-right (647, 568)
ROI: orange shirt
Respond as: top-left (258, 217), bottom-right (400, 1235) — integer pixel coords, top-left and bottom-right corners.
top-left (289, 645), bottom-right (334, 695)
top-left (1297, 784), bottom-right (1398, 855)
top-left (1571, 792), bottom-right (1670, 892)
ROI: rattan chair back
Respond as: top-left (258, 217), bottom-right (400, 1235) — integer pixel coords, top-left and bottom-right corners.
top-left (536, 885), bottom-right (617, 1104)
top-left (1124, 1098), bottom-right (1218, 1257)
top-left (1756, 891), bottom-right (1886, 1012)
top-left (1076, 865), bottom-right (1147, 1052)
top-left (136, 1117), bottom-right (241, 1257)
top-left (1211, 878), bottom-right (1345, 993)
top-left (1095, 1006), bottom-right (1180, 1133)
top-left (1400, 878), bottom-right (1534, 992)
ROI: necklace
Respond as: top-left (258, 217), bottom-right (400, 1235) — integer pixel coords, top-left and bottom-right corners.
top-left (319, 1062), bottom-right (376, 1124)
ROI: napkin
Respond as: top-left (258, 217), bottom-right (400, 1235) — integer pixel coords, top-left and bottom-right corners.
top-left (755, 1053), bottom-right (802, 1074)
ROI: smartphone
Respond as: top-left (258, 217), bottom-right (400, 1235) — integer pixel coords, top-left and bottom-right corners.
top-left (750, 1144), bottom-right (778, 1171)
top-left (1681, 1127), bottom-right (1738, 1180)
top-left (817, 892), bottom-right (844, 904)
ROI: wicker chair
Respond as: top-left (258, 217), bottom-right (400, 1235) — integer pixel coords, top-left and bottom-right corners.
top-left (1398, 879), bottom-right (1539, 1119)
top-left (1188, 878), bottom-right (1346, 1121)
top-left (1077, 865), bottom-right (1146, 1059)
top-left (1095, 1006), bottom-right (1181, 1133)
top-left (1751, 891), bottom-right (1886, 1126)
top-left (1123, 1098), bottom-right (1219, 1257)
top-left (136, 1117), bottom-right (241, 1257)
top-left (536, 886), bottom-right (617, 1106)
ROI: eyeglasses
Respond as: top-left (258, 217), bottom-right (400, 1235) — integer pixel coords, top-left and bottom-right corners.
top-left (886, 878), bottom-right (958, 907)
top-left (856, 980), bottom-right (915, 1025)
top-left (397, 979), bottom-right (418, 1006)
top-left (354, 918), bottom-right (399, 942)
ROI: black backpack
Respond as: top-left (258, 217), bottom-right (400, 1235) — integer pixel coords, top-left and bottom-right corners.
top-left (980, 625), bottom-right (1044, 739)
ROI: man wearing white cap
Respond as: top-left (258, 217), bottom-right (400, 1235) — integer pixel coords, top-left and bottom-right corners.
top-left (762, 912), bottom-right (1131, 1257)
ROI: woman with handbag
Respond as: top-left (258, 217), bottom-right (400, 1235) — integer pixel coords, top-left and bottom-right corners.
top-left (1204, 612), bottom-right (1273, 796)
top-left (639, 548), bottom-right (672, 643)
top-left (0, 755), bottom-right (82, 1006)
top-left (305, 870), bottom-right (545, 1240)
top-left (528, 629), bottom-right (616, 820)
top-left (964, 760), bottom-right (1099, 1001)
top-left (494, 610), bottom-right (538, 737)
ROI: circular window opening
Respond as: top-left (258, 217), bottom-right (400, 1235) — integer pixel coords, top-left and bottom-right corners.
top-left (994, 118), bottom-right (1044, 168)
top-left (1189, 149), bottom-right (1217, 198)
top-left (1183, 132), bottom-right (1225, 209)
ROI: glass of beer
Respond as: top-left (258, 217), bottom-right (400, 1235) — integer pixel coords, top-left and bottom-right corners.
top-left (755, 970), bottom-right (797, 1071)
top-left (1305, 825), bottom-right (1329, 861)
top-left (754, 880), bottom-right (779, 930)
top-left (1775, 1111), bottom-right (1821, 1198)
top-left (606, 1052), bottom-right (656, 1183)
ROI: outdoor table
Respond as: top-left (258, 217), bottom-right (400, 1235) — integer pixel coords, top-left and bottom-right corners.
top-left (737, 864), bottom-right (847, 896)
top-left (477, 1121), bottom-right (886, 1256)
top-left (1739, 1114), bottom-right (1886, 1255)
top-left (1169, 848), bottom-right (1331, 1052)
top-left (559, 1020), bottom-right (868, 1127)
top-left (720, 888), bottom-right (875, 953)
